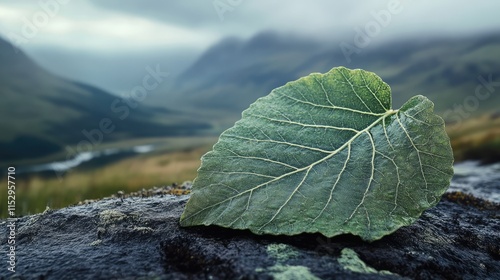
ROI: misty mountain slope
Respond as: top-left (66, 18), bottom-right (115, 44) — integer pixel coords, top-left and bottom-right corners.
top-left (160, 32), bottom-right (326, 112)
top-left (154, 32), bottom-right (500, 125)
top-left (0, 37), bottom-right (210, 162)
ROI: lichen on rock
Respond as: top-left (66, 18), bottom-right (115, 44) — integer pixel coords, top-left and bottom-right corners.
top-left (338, 248), bottom-right (396, 276)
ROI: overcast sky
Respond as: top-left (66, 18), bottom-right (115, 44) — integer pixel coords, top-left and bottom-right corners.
top-left (1, 0), bottom-right (499, 93)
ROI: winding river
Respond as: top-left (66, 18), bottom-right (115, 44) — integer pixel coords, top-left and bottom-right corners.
top-left (18, 144), bottom-right (154, 174)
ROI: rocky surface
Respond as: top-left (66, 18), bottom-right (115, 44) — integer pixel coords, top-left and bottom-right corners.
top-left (450, 161), bottom-right (500, 203)
top-left (1, 189), bottom-right (499, 280)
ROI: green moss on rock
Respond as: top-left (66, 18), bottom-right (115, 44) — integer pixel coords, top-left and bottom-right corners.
top-left (267, 243), bottom-right (299, 262)
top-left (338, 248), bottom-right (395, 276)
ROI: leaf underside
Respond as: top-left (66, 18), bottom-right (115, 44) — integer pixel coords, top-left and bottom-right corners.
top-left (180, 67), bottom-right (454, 241)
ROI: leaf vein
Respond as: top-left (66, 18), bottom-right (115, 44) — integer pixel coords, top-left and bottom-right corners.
top-left (279, 90), bottom-right (384, 116)
top-left (396, 114), bottom-right (429, 197)
top-left (345, 131), bottom-right (377, 223)
top-left (247, 113), bottom-right (360, 132)
top-left (360, 71), bottom-right (388, 111)
top-left (339, 70), bottom-right (373, 113)
top-left (223, 134), bottom-right (334, 154)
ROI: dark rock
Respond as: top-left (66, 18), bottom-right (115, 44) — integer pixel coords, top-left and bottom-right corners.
top-left (1, 192), bottom-right (499, 280)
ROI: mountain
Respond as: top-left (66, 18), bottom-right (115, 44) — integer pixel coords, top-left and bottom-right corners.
top-left (152, 31), bottom-right (500, 126)
top-left (0, 37), bottom-right (210, 163)
top-left (5, 32), bottom-right (498, 163)
top-left (158, 32), bottom-right (324, 113)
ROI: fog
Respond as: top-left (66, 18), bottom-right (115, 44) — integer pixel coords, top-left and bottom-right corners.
top-left (1, 0), bottom-right (499, 93)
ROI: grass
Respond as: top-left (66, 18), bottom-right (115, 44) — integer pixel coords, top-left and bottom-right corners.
top-left (1, 141), bottom-right (214, 218)
top-left (447, 113), bottom-right (500, 163)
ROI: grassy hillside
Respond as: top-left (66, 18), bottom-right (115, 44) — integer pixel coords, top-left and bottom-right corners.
top-left (0, 37), bottom-right (210, 164)
top-left (0, 136), bottom-right (216, 217)
top-left (150, 32), bottom-right (500, 126)
top-left (448, 112), bottom-right (500, 163)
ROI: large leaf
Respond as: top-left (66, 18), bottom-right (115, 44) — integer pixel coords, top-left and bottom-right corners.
top-left (180, 67), bottom-right (454, 241)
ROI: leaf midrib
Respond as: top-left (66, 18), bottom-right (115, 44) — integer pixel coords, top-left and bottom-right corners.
top-left (183, 109), bottom-right (399, 224)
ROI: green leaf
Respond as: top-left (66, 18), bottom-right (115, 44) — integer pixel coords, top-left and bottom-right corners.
top-left (180, 67), bottom-right (454, 241)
